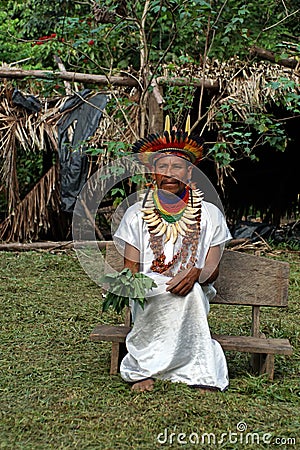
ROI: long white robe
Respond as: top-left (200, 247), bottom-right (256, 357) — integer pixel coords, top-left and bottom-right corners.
top-left (113, 200), bottom-right (231, 391)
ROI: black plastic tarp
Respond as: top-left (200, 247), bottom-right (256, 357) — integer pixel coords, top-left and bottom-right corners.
top-left (57, 89), bottom-right (107, 213)
top-left (12, 89), bottom-right (41, 113)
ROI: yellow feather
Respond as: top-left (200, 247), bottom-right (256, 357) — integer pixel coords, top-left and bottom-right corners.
top-left (164, 115), bottom-right (170, 134)
top-left (185, 114), bottom-right (191, 134)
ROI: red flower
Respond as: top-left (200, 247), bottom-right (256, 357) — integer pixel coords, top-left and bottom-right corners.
top-left (88, 39), bottom-right (95, 46)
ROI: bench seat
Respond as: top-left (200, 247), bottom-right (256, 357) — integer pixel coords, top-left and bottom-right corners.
top-left (90, 323), bottom-right (293, 378)
top-left (90, 324), bottom-right (292, 355)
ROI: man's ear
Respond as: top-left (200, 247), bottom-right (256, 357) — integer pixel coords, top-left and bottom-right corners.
top-left (187, 164), bottom-right (193, 179)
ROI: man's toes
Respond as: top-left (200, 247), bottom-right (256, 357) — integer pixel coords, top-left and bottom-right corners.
top-left (131, 378), bottom-right (154, 392)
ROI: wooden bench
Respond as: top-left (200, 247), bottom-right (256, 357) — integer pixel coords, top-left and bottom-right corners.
top-left (90, 241), bottom-right (293, 380)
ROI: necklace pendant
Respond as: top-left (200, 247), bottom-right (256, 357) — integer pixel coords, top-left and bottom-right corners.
top-left (171, 223), bottom-right (178, 244)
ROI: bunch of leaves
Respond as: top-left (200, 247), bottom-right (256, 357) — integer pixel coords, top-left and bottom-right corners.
top-left (100, 268), bottom-right (157, 314)
top-left (267, 77), bottom-right (300, 114)
top-left (207, 100), bottom-right (289, 167)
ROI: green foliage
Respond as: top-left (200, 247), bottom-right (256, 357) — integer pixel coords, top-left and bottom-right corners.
top-left (86, 141), bottom-right (130, 159)
top-left (267, 78), bottom-right (300, 113)
top-left (3, 0), bottom-right (299, 71)
top-left (100, 268), bottom-right (157, 313)
top-left (16, 152), bottom-right (43, 197)
top-left (1, 0), bottom-right (299, 170)
top-left (0, 10), bottom-right (32, 64)
top-left (86, 141), bottom-right (146, 206)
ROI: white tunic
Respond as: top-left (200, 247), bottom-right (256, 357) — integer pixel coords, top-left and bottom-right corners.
top-left (113, 200), bottom-right (231, 391)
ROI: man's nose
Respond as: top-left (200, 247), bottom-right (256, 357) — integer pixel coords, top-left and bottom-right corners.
top-left (164, 166), bottom-right (173, 177)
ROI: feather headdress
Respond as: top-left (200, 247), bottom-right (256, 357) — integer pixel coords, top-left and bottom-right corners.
top-left (132, 116), bottom-right (204, 168)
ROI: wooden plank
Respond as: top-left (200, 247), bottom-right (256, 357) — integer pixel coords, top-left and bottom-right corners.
top-left (124, 307), bottom-right (131, 327)
top-left (251, 306), bottom-right (261, 372)
top-left (90, 324), bottom-right (130, 343)
top-left (213, 250), bottom-right (290, 307)
top-left (90, 324), bottom-right (293, 355)
top-left (259, 354), bottom-right (275, 380)
top-left (251, 306), bottom-right (261, 337)
top-left (212, 334), bottom-right (293, 355)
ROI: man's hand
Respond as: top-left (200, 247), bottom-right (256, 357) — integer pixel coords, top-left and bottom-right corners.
top-left (166, 267), bottom-right (201, 296)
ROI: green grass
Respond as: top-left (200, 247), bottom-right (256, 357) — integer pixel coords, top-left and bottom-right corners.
top-left (0, 250), bottom-right (299, 449)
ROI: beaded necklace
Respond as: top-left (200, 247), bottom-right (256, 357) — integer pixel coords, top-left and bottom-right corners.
top-left (153, 188), bottom-right (189, 223)
top-left (142, 188), bottom-right (203, 276)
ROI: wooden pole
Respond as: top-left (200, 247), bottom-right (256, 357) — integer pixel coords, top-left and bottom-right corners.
top-left (156, 76), bottom-right (219, 90)
top-left (0, 241), bottom-right (107, 251)
top-left (0, 68), bottom-right (140, 87)
top-left (0, 67), bottom-right (221, 90)
top-left (250, 45), bottom-right (299, 69)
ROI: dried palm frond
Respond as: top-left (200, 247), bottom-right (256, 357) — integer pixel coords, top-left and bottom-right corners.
top-left (0, 122), bottom-right (20, 212)
top-left (0, 165), bottom-right (60, 242)
top-left (0, 88), bottom-right (62, 215)
top-left (163, 58), bottom-right (300, 120)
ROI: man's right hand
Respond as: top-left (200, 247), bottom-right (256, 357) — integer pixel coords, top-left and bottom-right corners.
top-left (166, 267), bottom-right (201, 296)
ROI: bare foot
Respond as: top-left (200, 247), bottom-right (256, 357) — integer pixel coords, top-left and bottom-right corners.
top-left (131, 378), bottom-right (154, 392)
top-left (197, 388), bottom-right (214, 394)
top-left (196, 387), bottom-right (218, 394)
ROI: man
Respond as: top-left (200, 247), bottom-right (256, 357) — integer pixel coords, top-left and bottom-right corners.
top-left (113, 121), bottom-right (231, 392)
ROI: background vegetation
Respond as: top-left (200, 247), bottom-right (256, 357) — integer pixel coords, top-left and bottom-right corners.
top-left (1, 0), bottom-right (299, 150)
top-left (0, 0), bottom-right (299, 237)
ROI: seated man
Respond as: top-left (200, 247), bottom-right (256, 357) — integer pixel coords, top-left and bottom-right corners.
top-left (114, 122), bottom-right (231, 392)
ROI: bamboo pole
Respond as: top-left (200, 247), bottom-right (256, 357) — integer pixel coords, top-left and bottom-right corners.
top-left (0, 67), bottom-right (220, 89)
top-left (0, 241), bottom-right (107, 251)
top-left (156, 76), bottom-right (219, 90)
top-left (0, 68), bottom-right (140, 86)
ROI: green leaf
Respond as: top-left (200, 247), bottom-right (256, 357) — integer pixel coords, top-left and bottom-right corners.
top-left (100, 269), bottom-right (157, 314)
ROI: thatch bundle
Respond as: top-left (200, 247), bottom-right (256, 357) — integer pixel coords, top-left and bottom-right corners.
top-left (0, 86), bottom-right (139, 241)
top-left (162, 57), bottom-right (300, 123)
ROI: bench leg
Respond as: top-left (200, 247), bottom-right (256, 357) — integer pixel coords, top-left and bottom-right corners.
top-left (110, 342), bottom-right (128, 375)
top-left (110, 342), bottom-right (120, 375)
top-left (259, 354), bottom-right (275, 381)
top-left (250, 353), bottom-right (261, 373)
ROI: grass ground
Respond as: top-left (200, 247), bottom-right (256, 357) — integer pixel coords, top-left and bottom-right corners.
top-left (0, 249), bottom-right (299, 449)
